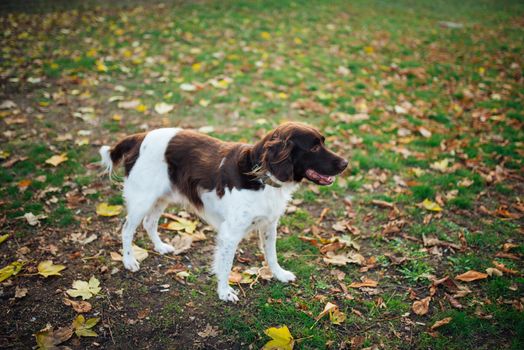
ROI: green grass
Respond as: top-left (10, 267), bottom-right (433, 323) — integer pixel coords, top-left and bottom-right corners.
top-left (0, 0), bottom-right (523, 349)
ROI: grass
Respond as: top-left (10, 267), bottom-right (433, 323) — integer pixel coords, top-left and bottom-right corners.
top-left (0, 0), bottom-right (523, 349)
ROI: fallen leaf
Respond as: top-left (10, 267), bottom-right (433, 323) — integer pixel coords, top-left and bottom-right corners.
top-left (37, 260), bottom-right (66, 277)
top-left (0, 234), bottom-right (9, 245)
top-left (118, 99), bottom-right (140, 109)
top-left (316, 302), bottom-right (347, 325)
top-left (421, 199), bottom-right (443, 212)
top-left (348, 279), bottom-right (378, 288)
top-left (412, 297), bottom-right (431, 315)
top-left (0, 261), bottom-right (26, 282)
top-left (180, 83), bottom-right (197, 92)
top-left (154, 102), bottom-right (174, 115)
top-left (430, 317), bottom-right (452, 330)
top-left (18, 179), bottom-right (32, 191)
top-left (72, 314), bottom-right (100, 337)
top-left (430, 159), bottom-right (449, 172)
top-left (455, 270), bottom-right (488, 282)
top-left (35, 324), bottom-right (73, 350)
top-left (110, 251), bottom-right (123, 261)
top-left (170, 234), bottom-right (193, 255)
top-left (132, 245), bottom-right (149, 262)
top-left (15, 286), bottom-right (28, 298)
top-left (263, 325), bottom-right (294, 350)
top-left (486, 267), bottom-right (503, 277)
top-left (45, 153), bottom-right (68, 167)
top-left (163, 217), bottom-right (198, 234)
top-left (198, 324), bottom-right (219, 338)
top-left (63, 298), bottom-right (92, 313)
top-left (24, 212), bottom-right (47, 226)
top-left (96, 203), bottom-right (123, 217)
top-left (66, 276), bottom-right (101, 300)
top-left (492, 261), bottom-right (519, 275)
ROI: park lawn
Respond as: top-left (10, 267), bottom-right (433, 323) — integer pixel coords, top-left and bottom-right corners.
top-left (0, 0), bottom-right (523, 349)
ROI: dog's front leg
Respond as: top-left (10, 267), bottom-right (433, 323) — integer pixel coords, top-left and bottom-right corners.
top-left (213, 222), bottom-right (244, 302)
top-left (263, 221), bottom-right (296, 283)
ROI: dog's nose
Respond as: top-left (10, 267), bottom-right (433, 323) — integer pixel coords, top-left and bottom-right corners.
top-left (338, 159), bottom-right (348, 170)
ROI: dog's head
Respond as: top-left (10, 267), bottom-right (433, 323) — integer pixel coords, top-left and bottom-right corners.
top-left (260, 122), bottom-right (348, 185)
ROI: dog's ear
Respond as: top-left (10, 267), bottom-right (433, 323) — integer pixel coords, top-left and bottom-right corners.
top-left (263, 137), bottom-right (294, 182)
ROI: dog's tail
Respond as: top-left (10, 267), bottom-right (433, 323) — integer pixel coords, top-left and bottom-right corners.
top-left (99, 133), bottom-right (146, 181)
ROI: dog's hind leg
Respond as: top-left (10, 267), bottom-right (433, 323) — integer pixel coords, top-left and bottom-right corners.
top-left (122, 187), bottom-right (158, 272)
top-left (143, 198), bottom-right (174, 254)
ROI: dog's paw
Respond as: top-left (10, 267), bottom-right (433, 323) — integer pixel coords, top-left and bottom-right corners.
top-left (218, 286), bottom-right (239, 303)
top-left (274, 269), bottom-right (296, 283)
top-left (123, 256), bottom-right (140, 272)
top-left (154, 242), bottom-right (175, 255)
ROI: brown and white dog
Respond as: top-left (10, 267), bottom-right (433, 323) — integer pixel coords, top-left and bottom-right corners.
top-left (100, 122), bottom-right (347, 302)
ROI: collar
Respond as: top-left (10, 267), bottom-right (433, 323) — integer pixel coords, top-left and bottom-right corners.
top-left (258, 173), bottom-right (282, 188)
top-left (250, 164), bottom-right (282, 188)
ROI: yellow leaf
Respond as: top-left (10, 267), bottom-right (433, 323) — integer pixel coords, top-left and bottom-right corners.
top-left (45, 153), bottom-right (68, 167)
top-left (37, 260), bottom-right (66, 277)
top-left (192, 62), bottom-right (202, 72)
top-left (86, 48), bottom-right (97, 57)
top-left (164, 217), bottom-right (198, 234)
top-left (96, 60), bottom-right (108, 72)
top-left (72, 315), bottom-right (100, 337)
top-left (329, 309), bottom-right (346, 325)
top-left (293, 37), bottom-right (302, 44)
top-left (260, 31), bottom-right (271, 40)
top-left (96, 203), bottom-right (123, 217)
top-left (112, 113), bottom-right (122, 121)
top-left (66, 276), bottom-right (101, 300)
top-left (422, 199), bottom-right (443, 212)
top-left (363, 46), bottom-right (374, 54)
top-left (0, 234), bottom-right (9, 245)
top-left (430, 159), bottom-right (449, 172)
top-left (263, 325), bottom-right (294, 350)
top-left (199, 99), bottom-right (210, 107)
top-left (135, 104), bottom-right (147, 112)
top-left (0, 261), bottom-right (25, 282)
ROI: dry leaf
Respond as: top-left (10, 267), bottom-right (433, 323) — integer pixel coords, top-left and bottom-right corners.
top-left (132, 245), bottom-right (149, 262)
top-left (171, 234), bottom-right (193, 255)
top-left (412, 297), bottom-right (431, 315)
top-left (35, 324), bottom-right (73, 350)
top-left (110, 251), bottom-right (122, 261)
top-left (63, 298), bottom-right (92, 313)
top-left (348, 279), bottom-right (378, 288)
top-left (45, 153), bottom-right (68, 167)
top-left (96, 203), bottom-right (123, 217)
top-left (15, 286), bottom-right (28, 298)
top-left (154, 102), bottom-right (174, 114)
top-left (455, 270), bottom-right (488, 282)
top-left (430, 317), bottom-right (452, 330)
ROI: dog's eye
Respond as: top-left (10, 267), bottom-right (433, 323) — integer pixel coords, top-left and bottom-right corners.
top-left (311, 144), bottom-right (321, 152)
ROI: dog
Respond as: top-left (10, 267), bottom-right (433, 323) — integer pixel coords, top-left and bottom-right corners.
top-left (99, 122), bottom-right (347, 302)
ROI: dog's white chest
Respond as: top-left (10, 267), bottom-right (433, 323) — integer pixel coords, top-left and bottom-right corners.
top-left (199, 183), bottom-right (298, 230)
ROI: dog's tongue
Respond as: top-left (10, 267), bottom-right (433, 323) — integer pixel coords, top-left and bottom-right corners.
top-left (306, 169), bottom-right (335, 185)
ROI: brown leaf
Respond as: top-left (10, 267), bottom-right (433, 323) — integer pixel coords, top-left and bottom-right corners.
top-left (412, 297), bottom-right (431, 315)
top-left (63, 298), bottom-right (92, 313)
top-left (445, 294), bottom-right (463, 309)
top-left (430, 317), bottom-right (452, 330)
top-left (371, 199), bottom-right (395, 209)
top-left (492, 261), bottom-right (519, 275)
top-left (455, 270), bottom-right (488, 282)
top-left (15, 286), bottom-right (28, 298)
top-left (348, 279), bottom-right (378, 288)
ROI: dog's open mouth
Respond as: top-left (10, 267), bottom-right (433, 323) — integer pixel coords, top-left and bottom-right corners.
top-left (305, 169), bottom-right (335, 185)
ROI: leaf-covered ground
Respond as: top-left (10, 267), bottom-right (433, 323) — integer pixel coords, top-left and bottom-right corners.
top-left (1, 0), bottom-right (523, 349)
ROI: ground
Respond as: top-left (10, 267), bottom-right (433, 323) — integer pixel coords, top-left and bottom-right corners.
top-left (0, 0), bottom-right (523, 349)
